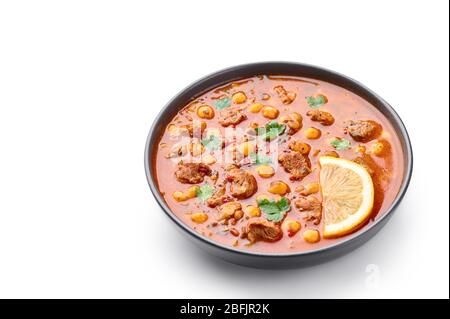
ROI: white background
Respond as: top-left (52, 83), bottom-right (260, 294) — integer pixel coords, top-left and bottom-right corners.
top-left (0, 0), bottom-right (448, 299)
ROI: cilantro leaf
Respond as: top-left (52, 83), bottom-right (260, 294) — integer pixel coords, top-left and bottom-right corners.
top-left (201, 134), bottom-right (222, 151)
top-left (255, 121), bottom-right (287, 141)
top-left (306, 94), bottom-right (327, 109)
top-left (249, 152), bottom-right (273, 165)
top-left (258, 199), bottom-right (281, 216)
top-left (196, 184), bottom-right (215, 201)
top-left (330, 138), bottom-right (351, 150)
top-left (277, 197), bottom-right (290, 212)
top-left (257, 197), bottom-right (291, 222)
top-left (213, 97), bottom-right (231, 110)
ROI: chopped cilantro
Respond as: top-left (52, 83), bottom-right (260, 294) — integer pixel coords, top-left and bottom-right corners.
top-left (201, 134), bottom-right (222, 150)
top-left (330, 138), bottom-right (351, 150)
top-left (196, 184), bottom-right (215, 201)
top-left (249, 152), bottom-right (273, 165)
top-left (257, 197), bottom-right (291, 222)
top-left (306, 94), bottom-right (327, 109)
top-left (255, 121), bottom-right (287, 141)
top-left (213, 97), bottom-right (231, 110)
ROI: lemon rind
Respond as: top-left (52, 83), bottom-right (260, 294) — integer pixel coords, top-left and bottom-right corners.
top-left (319, 156), bottom-right (375, 239)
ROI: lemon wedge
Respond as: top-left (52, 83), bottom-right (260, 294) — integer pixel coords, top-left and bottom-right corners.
top-left (319, 156), bottom-right (374, 238)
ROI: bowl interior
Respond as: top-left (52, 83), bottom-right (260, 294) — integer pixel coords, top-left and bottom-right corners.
top-left (145, 62), bottom-right (413, 258)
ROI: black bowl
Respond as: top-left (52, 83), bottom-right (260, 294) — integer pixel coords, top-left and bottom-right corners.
top-left (144, 62), bottom-right (413, 269)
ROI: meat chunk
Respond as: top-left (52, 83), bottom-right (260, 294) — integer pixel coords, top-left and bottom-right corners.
top-left (226, 165), bottom-right (258, 199)
top-left (295, 196), bottom-right (322, 225)
top-left (274, 85), bottom-right (296, 104)
top-left (306, 110), bottom-right (335, 126)
top-left (206, 182), bottom-right (231, 208)
top-left (217, 201), bottom-right (243, 221)
top-left (174, 161), bottom-right (212, 184)
top-left (219, 107), bottom-right (247, 127)
top-left (246, 221), bottom-right (283, 243)
top-left (288, 140), bottom-right (311, 155)
top-left (280, 112), bottom-right (303, 135)
top-left (278, 152), bottom-right (311, 181)
top-left (345, 120), bottom-right (382, 142)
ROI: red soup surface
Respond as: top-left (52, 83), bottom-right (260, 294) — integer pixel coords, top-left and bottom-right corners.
top-left (153, 75), bottom-right (404, 253)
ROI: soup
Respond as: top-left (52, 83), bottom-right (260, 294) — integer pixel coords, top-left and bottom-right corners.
top-left (153, 75), bottom-right (404, 253)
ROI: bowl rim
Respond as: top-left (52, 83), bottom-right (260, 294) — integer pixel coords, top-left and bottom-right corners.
top-left (144, 61), bottom-right (414, 258)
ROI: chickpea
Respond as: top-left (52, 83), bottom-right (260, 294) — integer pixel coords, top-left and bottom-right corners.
top-left (234, 209), bottom-right (244, 220)
top-left (322, 150), bottom-right (339, 158)
top-left (185, 186), bottom-right (200, 199)
top-left (290, 112), bottom-right (302, 123)
top-left (268, 181), bottom-right (291, 195)
top-left (289, 141), bottom-right (311, 155)
top-left (299, 144), bottom-right (311, 155)
top-left (289, 120), bottom-right (301, 130)
top-left (262, 93), bottom-right (271, 100)
top-left (190, 142), bottom-right (205, 156)
top-left (300, 183), bottom-right (320, 196)
top-left (249, 122), bottom-right (259, 130)
top-left (371, 140), bottom-right (388, 156)
top-left (202, 154), bottom-right (217, 165)
top-left (282, 220), bottom-right (302, 237)
top-left (304, 127), bottom-right (321, 140)
top-left (219, 202), bottom-right (243, 221)
top-left (173, 186), bottom-right (199, 202)
top-left (232, 91), bottom-right (247, 104)
top-left (355, 145), bottom-right (366, 154)
top-left (196, 105), bottom-right (215, 119)
top-left (303, 229), bottom-right (321, 243)
top-left (256, 165), bottom-right (275, 178)
top-left (191, 212), bottom-right (208, 224)
top-left (280, 112), bottom-right (303, 134)
top-left (262, 106), bottom-right (280, 119)
top-left (173, 191), bottom-right (188, 202)
top-left (248, 103), bottom-right (264, 113)
top-left (239, 141), bottom-right (256, 157)
top-left (244, 205), bottom-right (261, 218)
